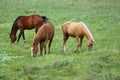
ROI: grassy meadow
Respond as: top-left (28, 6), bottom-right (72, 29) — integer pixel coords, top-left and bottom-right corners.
top-left (0, 0), bottom-right (120, 80)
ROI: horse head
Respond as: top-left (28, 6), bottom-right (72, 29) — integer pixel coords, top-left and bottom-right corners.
top-left (87, 39), bottom-right (94, 51)
top-left (9, 33), bottom-right (16, 43)
top-left (31, 43), bottom-right (38, 57)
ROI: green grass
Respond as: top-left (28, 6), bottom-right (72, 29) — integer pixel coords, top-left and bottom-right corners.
top-left (0, 0), bottom-right (120, 80)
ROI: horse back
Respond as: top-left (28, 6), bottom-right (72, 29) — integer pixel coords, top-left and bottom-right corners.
top-left (37, 22), bottom-right (54, 41)
top-left (32, 15), bottom-right (44, 26)
top-left (62, 21), bottom-right (83, 37)
top-left (15, 15), bottom-right (44, 29)
top-left (42, 22), bottom-right (54, 38)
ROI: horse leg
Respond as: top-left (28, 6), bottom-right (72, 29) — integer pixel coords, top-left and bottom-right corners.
top-left (79, 36), bottom-right (84, 52)
top-left (40, 42), bottom-right (44, 56)
top-left (43, 38), bottom-right (49, 55)
top-left (48, 38), bottom-right (53, 54)
top-left (35, 28), bottom-right (37, 33)
top-left (43, 41), bottom-right (47, 55)
top-left (35, 27), bottom-right (39, 33)
top-left (17, 31), bottom-right (22, 43)
top-left (62, 34), bottom-right (69, 52)
top-left (73, 36), bottom-right (80, 52)
top-left (22, 31), bottom-right (26, 43)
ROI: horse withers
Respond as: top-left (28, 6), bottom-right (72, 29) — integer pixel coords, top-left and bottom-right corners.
top-left (9, 14), bottom-right (48, 43)
top-left (62, 21), bottom-right (94, 52)
top-left (31, 21), bottom-right (54, 57)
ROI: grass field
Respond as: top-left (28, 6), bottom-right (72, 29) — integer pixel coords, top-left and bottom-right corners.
top-left (0, 0), bottom-right (120, 80)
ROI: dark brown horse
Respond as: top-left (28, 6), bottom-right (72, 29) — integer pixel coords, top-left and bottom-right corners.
top-left (31, 21), bottom-right (54, 57)
top-left (62, 21), bottom-right (94, 52)
top-left (9, 14), bottom-right (48, 43)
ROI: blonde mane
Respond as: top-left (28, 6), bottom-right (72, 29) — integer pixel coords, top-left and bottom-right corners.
top-left (80, 22), bottom-right (94, 42)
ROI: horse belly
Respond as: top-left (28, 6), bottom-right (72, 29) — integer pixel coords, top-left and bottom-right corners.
top-left (24, 26), bottom-right (34, 29)
top-left (67, 28), bottom-right (76, 37)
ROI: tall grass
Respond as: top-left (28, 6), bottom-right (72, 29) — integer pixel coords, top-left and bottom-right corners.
top-left (0, 0), bottom-right (120, 80)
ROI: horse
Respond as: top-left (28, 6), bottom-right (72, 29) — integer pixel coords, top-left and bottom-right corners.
top-left (9, 14), bottom-right (48, 43)
top-left (31, 21), bottom-right (54, 57)
top-left (62, 21), bottom-right (94, 52)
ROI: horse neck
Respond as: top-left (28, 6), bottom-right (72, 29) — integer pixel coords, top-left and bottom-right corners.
top-left (33, 37), bottom-right (40, 46)
top-left (81, 22), bottom-right (94, 41)
top-left (84, 31), bottom-right (94, 41)
top-left (10, 23), bottom-right (18, 35)
top-left (33, 30), bottom-right (42, 46)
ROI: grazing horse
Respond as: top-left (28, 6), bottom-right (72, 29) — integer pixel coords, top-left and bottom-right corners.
top-left (9, 14), bottom-right (48, 43)
top-left (62, 21), bottom-right (94, 52)
top-left (31, 21), bottom-right (54, 57)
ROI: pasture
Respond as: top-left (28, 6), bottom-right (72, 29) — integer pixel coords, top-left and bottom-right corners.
top-left (0, 0), bottom-right (120, 80)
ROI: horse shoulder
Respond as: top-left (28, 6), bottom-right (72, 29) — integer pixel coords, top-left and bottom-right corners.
top-left (17, 20), bottom-right (23, 27)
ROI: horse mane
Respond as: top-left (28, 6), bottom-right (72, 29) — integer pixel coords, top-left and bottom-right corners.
top-left (41, 16), bottom-right (48, 22)
top-left (13, 16), bottom-right (22, 25)
top-left (33, 27), bottom-right (43, 45)
top-left (80, 22), bottom-right (94, 42)
top-left (11, 16), bottom-right (21, 34)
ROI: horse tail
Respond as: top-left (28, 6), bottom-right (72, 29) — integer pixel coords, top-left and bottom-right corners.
top-left (41, 16), bottom-right (48, 22)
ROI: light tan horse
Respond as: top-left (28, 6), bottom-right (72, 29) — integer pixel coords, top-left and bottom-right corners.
top-left (62, 21), bottom-right (94, 52)
top-left (31, 21), bottom-right (54, 57)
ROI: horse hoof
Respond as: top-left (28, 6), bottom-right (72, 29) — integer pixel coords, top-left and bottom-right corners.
top-left (23, 40), bottom-right (26, 43)
top-left (73, 50), bottom-right (77, 53)
top-left (73, 49), bottom-right (80, 53)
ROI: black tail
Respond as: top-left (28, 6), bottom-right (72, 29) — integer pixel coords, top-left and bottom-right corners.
top-left (42, 16), bottom-right (49, 22)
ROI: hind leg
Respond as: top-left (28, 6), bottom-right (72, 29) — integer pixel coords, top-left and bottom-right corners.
top-left (62, 33), bottom-right (69, 52)
top-left (43, 38), bottom-right (48, 55)
top-left (48, 38), bottom-right (53, 54)
top-left (43, 41), bottom-right (47, 55)
top-left (40, 42), bottom-right (44, 56)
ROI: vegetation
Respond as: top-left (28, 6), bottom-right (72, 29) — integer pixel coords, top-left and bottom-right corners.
top-left (0, 0), bottom-right (120, 80)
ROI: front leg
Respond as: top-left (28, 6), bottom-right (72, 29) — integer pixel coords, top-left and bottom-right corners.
top-left (79, 36), bottom-right (84, 52)
top-left (73, 36), bottom-right (80, 52)
top-left (22, 31), bottom-right (26, 43)
top-left (17, 31), bottom-right (22, 43)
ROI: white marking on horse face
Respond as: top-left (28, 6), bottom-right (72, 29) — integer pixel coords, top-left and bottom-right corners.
top-left (31, 47), bottom-right (34, 57)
